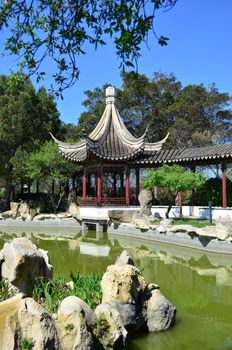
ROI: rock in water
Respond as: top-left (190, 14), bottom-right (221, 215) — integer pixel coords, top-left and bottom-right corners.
top-left (146, 287), bottom-right (176, 332)
top-left (94, 303), bottom-right (127, 349)
top-left (115, 250), bottom-right (134, 266)
top-left (101, 264), bottom-right (146, 330)
top-left (58, 296), bottom-right (94, 350)
top-left (0, 237), bottom-right (53, 295)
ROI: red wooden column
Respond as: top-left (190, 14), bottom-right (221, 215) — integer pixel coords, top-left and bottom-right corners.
top-left (125, 167), bottom-right (130, 206)
top-left (82, 167), bottom-right (87, 203)
top-left (222, 162), bottom-right (227, 208)
top-left (136, 168), bottom-right (140, 205)
top-left (97, 167), bottom-right (102, 207)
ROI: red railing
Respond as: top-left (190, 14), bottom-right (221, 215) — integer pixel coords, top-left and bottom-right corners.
top-left (102, 197), bottom-right (126, 206)
top-left (80, 197), bottom-right (127, 206)
top-left (80, 197), bottom-right (98, 206)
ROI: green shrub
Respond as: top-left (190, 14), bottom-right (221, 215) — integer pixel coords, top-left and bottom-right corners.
top-left (195, 177), bottom-right (232, 207)
top-left (0, 188), bottom-right (4, 199)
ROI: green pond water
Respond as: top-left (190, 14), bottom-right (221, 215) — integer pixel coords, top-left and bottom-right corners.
top-left (0, 226), bottom-right (232, 350)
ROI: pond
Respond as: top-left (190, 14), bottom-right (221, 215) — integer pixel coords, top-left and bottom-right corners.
top-left (0, 226), bottom-right (232, 350)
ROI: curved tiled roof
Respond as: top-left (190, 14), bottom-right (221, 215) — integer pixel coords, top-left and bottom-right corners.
top-left (52, 86), bottom-right (168, 162)
top-left (52, 86), bottom-right (232, 166)
top-left (131, 144), bottom-right (232, 166)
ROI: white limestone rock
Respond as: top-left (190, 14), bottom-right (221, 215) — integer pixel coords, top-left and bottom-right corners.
top-left (57, 212), bottom-right (72, 219)
top-left (158, 219), bottom-right (172, 233)
top-left (146, 288), bottom-right (176, 332)
top-left (0, 293), bottom-right (24, 350)
top-left (18, 298), bottom-right (61, 350)
top-left (1, 210), bottom-right (13, 218)
top-left (115, 250), bottom-right (134, 266)
top-left (132, 214), bottom-right (150, 230)
top-left (58, 296), bottom-right (94, 327)
top-left (10, 202), bottom-right (20, 218)
top-left (138, 189), bottom-right (153, 216)
top-left (101, 264), bottom-right (146, 330)
top-left (0, 295), bottom-right (61, 350)
top-left (0, 237), bottom-right (53, 295)
top-left (34, 213), bottom-right (57, 220)
top-left (93, 303), bottom-right (128, 349)
top-left (170, 223), bottom-right (230, 240)
top-left (18, 202), bottom-right (30, 220)
top-left (58, 296), bottom-right (94, 350)
top-left (67, 202), bottom-right (81, 220)
top-left (108, 210), bottom-right (139, 223)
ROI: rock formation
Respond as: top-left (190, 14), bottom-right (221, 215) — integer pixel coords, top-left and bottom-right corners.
top-left (0, 241), bottom-right (176, 350)
top-left (101, 250), bottom-right (176, 334)
top-left (108, 210), bottom-right (138, 224)
top-left (138, 189), bottom-right (153, 216)
top-left (0, 237), bottom-right (53, 295)
top-left (58, 297), bottom-right (94, 350)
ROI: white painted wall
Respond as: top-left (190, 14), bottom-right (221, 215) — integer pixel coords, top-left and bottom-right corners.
top-left (151, 205), bottom-right (232, 220)
top-left (80, 205), bottom-right (232, 220)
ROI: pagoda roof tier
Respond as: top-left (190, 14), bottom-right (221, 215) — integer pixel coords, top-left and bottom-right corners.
top-left (130, 144), bottom-right (232, 166)
top-left (51, 86), bottom-right (168, 163)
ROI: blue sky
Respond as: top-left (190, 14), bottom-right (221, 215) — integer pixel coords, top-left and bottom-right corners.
top-left (1, 0), bottom-right (232, 125)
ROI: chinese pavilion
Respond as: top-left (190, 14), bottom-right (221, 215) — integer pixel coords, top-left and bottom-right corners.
top-left (52, 86), bottom-right (232, 208)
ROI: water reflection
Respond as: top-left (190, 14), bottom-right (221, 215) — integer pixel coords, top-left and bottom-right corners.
top-left (1, 227), bottom-right (232, 286)
top-left (0, 227), bottom-right (232, 350)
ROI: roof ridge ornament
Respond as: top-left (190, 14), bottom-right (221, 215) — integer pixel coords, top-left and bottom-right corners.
top-left (105, 86), bottom-right (116, 104)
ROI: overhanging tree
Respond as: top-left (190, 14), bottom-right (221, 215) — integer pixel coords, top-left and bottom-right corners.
top-left (0, 0), bottom-right (177, 93)
top-left (143, 165), bottom-right (206, 218)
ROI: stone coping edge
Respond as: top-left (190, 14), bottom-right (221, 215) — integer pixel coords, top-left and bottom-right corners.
top-left (0, 217), bottom-right (81, 228)
top-left (107, 224), bottom-right (232, 255)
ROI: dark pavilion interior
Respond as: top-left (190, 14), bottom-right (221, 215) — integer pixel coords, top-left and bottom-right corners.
top-left (52, 87), bottom-right (232, 208)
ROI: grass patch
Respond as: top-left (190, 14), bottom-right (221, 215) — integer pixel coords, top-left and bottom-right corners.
top-left (0, 278), bottom-right (15, 302)
top-left (32, 272), bottom-right (102, 313)
top-left (150, 219), bottom-right (161, 225)
top-left (171, 218), bottom-right (210, 228)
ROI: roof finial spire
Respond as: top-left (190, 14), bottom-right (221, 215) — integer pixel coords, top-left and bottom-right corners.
top-left (105, 86), bottom-right (116, 104)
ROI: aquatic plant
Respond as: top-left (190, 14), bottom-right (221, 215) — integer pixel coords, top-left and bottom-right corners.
top-left (0, 278), bottom-right (15, 301)
top-left (70, 271), bottom-right (102, 309)
top-left (32, 272), bottom-right (102, 313)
